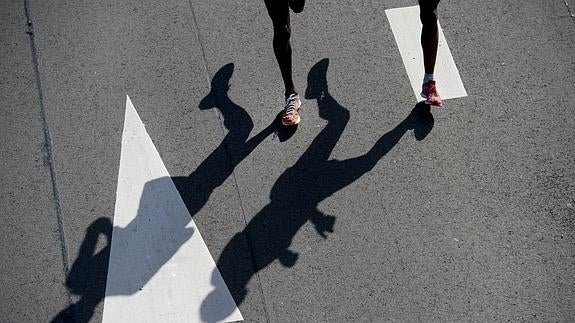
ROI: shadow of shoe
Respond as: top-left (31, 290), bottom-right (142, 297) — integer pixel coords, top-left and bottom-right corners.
top-left (408, 102), bottom-right (434, 141)
top-left (274, 112), bottom-right (298, 142)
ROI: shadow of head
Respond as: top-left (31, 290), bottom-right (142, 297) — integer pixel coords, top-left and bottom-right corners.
top-left (199, 63), bottom-right (234, 110)
top-left (409, 102), bottom-right (434, 141)
top-left (304, 58), bottom-right (349, 123)
top-left (66, 217), bottom-right (112, 296)
top-left (200, 269), bottom-right (246, 323)
top-left (305, 58), bottom-right (329, 101)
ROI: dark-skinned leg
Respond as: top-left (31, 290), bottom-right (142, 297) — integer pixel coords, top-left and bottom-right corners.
top-left (419, 0), bottom-right (443, 106)
top-left (419, 0), bottom-right (439, 74)
top-left (264, 0), bottom-right (296, 97)
top-left (264, 0), bottom-right (302, 125)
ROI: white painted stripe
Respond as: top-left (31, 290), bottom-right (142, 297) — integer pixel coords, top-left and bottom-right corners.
top-left (385, 6), bottom-right (467, 101)
top-left (103, 95), bottom-right (243, 323)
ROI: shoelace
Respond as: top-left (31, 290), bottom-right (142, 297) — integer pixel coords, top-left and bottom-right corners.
top-left (284, 95), bottom-right (299, 116)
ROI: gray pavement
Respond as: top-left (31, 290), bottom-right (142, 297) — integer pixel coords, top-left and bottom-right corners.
top-left (1, 0), bottom-right (70, 321)
top-left (1, 0), bottom-right (574, 322)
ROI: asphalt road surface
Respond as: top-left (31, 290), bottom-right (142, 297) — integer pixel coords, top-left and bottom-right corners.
top-left (1, 0), bottom-right (574, 322)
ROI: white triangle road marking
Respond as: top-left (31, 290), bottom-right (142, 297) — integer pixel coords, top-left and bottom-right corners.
top-left (102, 95), bottom-right (243, 323)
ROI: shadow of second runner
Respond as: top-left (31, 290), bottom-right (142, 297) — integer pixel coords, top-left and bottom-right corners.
top-left (202, 58), bottom-right (434, 321)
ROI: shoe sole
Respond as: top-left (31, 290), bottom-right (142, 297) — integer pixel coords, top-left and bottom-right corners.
top-left (425, 99), bottom-right (443, 107)
top-left (281, 114), bottom-right (301, 126)
top-left (421, 92), bottom-right (443, 107)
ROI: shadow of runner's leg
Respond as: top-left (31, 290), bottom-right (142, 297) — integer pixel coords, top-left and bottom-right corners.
top-left (201, 58), bottom-right (351, 321)
top-left (323, 102), bottom-right (434, 190)
top-left (200, 59), bottom-right (435, 323)
top-left (173, 63), bottom-right (275, 218)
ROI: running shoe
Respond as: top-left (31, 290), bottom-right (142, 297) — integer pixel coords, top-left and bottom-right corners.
top-left (421, 81), bottom-right (443, 107)
top-left (288, 0), bottom-right (305, 13)
top-left (282, 93), bottom-right (301, 126)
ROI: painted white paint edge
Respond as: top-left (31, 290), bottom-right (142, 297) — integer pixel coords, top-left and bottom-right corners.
top-left (385, 6), bottom-right (467, 101)
top-left (102, 95), bottom-right (243, 323)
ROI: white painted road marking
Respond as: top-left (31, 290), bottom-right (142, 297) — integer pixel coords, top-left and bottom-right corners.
top-left (102, 95), bottom-right (243, 323)
top-left (385, 6), bottom-right (467, 101)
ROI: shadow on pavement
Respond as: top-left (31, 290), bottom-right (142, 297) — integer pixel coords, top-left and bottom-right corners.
top-left (173, 62), bottom-right (283, 217)
top-left (51, 60), bottom-right (433, 322)
top-left (202, 58), bottom-right (434, 321)
top-left (51, 63), bottom-right (284, 322)
top-left (51, 218), bottom-right (112, 323)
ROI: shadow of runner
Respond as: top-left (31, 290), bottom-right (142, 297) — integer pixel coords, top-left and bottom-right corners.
top-left (53, 178), bottom-right (197, 322)
top-left (52, 63), bottom-right (280, 323)
top-left (51, 218), bottom-right (112, 323)
top-left (173, 63), bottom-right (280, 216)
top-left (202, 58), bottom-right (434, 321)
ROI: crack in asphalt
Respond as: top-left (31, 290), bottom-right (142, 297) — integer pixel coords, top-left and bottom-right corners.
top-left (23, 0), bottom-right (76, 319)
top-left (185, 1), bottom-right (272, 322)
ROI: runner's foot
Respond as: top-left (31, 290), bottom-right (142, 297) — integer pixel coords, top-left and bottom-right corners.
top-left (282, 94), bottom-right (301, 126)
top-left (288, 0), bottom-right (305, 13)
top-left (421, 80), bottom-right (443, 107)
